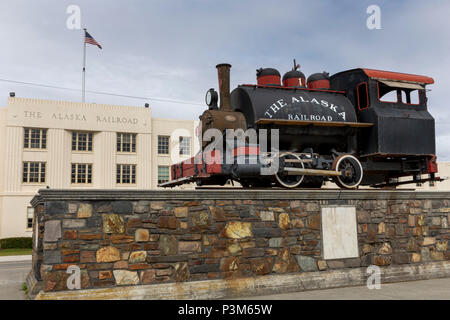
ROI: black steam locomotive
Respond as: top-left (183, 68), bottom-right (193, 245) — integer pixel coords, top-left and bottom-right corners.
top-left (161, 62), bottom-right (440, 189)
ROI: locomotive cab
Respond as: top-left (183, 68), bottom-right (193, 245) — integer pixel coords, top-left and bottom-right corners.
top-left (330, 68), bottom-right (438, 187)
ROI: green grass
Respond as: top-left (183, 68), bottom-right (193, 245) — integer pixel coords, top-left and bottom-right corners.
top-left (0, 248), bottom-right (32, 256)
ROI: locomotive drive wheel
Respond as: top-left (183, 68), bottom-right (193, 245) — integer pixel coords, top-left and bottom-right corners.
top-left (275, 153), bottom-right (304, 188)
top-left (332, 154), bottom-right (363, 189)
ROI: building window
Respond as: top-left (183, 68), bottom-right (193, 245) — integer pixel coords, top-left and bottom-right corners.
top-left (27, 207), bottom-right (34, 229)
top-left (158, 136), bottom-right (170, 154)
top-left (116, 164), bottom-right (136, 184)
top-left (117, 133), bottom-right (136, 153)
top-left (71, 163), bottom-right (92, 184)
top-left (24, 128), bottom-right (47, 149)
top-left (158, 166), bottom-right (170, 184)
top-left (179, 136), bottom-right (191, 155)
top-left (23, 162), bottom-right (46, 183)
top-left (72, 132), bottom-right (93, 151)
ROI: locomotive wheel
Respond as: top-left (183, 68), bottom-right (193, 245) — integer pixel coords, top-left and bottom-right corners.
top-left (275, 153), bottom-right (304, 188)
top-left (332, 154), bottom-right (363, 189)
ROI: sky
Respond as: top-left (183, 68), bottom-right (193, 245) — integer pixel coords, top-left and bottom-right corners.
top-left (0, 0), bottom-right (449, 159)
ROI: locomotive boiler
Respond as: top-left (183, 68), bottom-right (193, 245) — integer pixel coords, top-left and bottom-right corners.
top-left (161, 62), bottom-right (441, 189)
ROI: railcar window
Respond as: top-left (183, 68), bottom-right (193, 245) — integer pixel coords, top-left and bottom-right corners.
top-left (356, 82), bottom-right (369, 110)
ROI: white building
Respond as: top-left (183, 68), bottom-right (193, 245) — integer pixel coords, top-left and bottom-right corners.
top-left (0, 97), bottom-right (199, 239)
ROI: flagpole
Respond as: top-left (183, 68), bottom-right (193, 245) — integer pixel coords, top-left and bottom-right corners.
top-left (82, 28), bottom-right (86, 103)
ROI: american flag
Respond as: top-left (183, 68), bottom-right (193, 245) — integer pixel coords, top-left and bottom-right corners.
top-left (84, 30), bottom-right (102, 49)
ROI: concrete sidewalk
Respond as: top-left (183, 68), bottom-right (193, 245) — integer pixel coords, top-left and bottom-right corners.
top-left (0, 255), bottom-right (31, 262)
top-left (237, 278), bottom-right (450, 300)
top-left (0, 260), bottom-right (30, 300)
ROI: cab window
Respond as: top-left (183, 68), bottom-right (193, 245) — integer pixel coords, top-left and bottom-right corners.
top-left (378, 82), bottom-right (398, 103)
top-left (356, 82), bottom-right (369, 110)
top-left (401, 89), bottom-right (420, 105)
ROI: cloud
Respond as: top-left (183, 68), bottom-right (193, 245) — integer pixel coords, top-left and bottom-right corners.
top-left (0, 0), bottom-right (449, 159)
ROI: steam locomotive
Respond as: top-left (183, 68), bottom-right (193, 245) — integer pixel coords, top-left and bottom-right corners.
top-left (161, 62), bottom-right (440, 189)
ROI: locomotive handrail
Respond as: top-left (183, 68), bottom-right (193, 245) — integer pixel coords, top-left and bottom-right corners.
top-left (255, 119), bottom-right (373, 128)
top-left (240, 84), bottom-right (346, 94)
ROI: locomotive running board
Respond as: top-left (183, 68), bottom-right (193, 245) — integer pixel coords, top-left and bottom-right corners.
top-left (284, 167), bottom-right (342, 177)
top-left (256, 119), bottom-right (373, 128)
top-left (158, 175), bottom-right (201, 188)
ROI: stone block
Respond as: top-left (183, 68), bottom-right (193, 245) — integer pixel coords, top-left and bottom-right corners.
top-left (96, 246), bottom-right (121, 263)
top-left (77, 203), bottom-right (93, 218)
top-left (258, 211), bottom-right (274, 222)
top-left (411, 253), bottom-right (421, 263)
top-left (392, 252), bottom-right (409, 264)
top-left (250, 257), bottom-right (273, 275)
top-left (430, 250), bottom-right (444, 261)
top-left (436, 241), bottom-right (448, 252)
top-left (269, 237), bottom-right (282, 248)
top-left (326, 260), bottom-right (345, 269)
top-left (344, 258), bottom-right (361, 268)
top-left (278, 213), bottom-right (291, 230)
top-left (44, 251), bottom-right (61, 264)
top-left (272, 248), bottom-right (299, 273)
top-left (408, 215), bottom-right (416, 227)
top-left (227, 243), bottom-right (242, 255)
top-left (102, 214), bottom-right (124, 234)
top-left (178, 241), bottom-right (202, 253)
top-left (44, 220), bottom-right (61, 242)
top-left (222, 221), bottom-right (252, 239)
top-left (192, 211), bottom-right (211, 229)
top-left (134, 201), bottom-right (150, 214)
top-left (158, 216), bottom-right (179, 229)
top-left (99, 270), bottom-right (113, 280)
top-left (373, 255), bottom-right (391, 266)
top-left (378, 242), bottom-right (392, 255)
top-left (307, 214), bottom-right (321, 230)
top-left (174, 207), bottom-right (188, 218)
top-left (295, 255), bottom-right (318, 272)
top-left (317, 260), bottom-right (327, 271)
top-left (135, 229), bottom-right (149, 242)
top-left (220, 257), bottom-right (239, 272)
top-left (422, 237), bottom-right (435, 246)
top-left (112, 201), bottom-right (133, 214)
top-left (209, 206), bottom-right (226, 221)
top-left (421, 247), bottom-right (431, 262)
top-left (113, 261), bottom-right (128, 269)
top-left (129, 251), bottom-right (147, 264)
top-left (80, 251), bottom-right (96, 263)
top-left (291, 219), bottom-right (304, 228)
top-left (140, 269), bottom-right (156, 284)
top-left (377, 222), bottom-right (385, 234)
top-left (160, 234), bottom-right (177, 256)
top-left (150, 202), bottom-right (165, 210)
top-left (113, 270), bottom-right (139, 285)
top-left (174, 262), bottom-right (190, 282)
top-left (62, 219), bottom-right (86, 229)
top-left (46, 201), bottom-right (68, 215)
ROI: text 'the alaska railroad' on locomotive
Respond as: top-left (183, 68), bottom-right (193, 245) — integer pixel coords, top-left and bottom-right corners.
top-left (161, 61), bottom-right (442, 189)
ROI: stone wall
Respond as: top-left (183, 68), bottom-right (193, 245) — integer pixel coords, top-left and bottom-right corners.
top-left (29, 189), bottom-right (450, 293)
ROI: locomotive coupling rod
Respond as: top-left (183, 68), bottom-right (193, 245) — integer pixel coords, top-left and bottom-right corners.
top-left (284, 167), bottom-right (342, 177)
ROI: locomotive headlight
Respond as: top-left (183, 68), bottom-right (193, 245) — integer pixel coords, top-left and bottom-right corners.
top-left (205, 88), bottom-right (218, 109)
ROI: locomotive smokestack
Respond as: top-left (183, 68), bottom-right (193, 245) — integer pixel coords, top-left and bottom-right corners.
top-left (216, 63), bottom-right (232, 111)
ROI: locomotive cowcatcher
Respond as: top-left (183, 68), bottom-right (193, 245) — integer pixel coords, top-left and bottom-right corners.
top-left (160, 62), bottom-right (441, 189)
